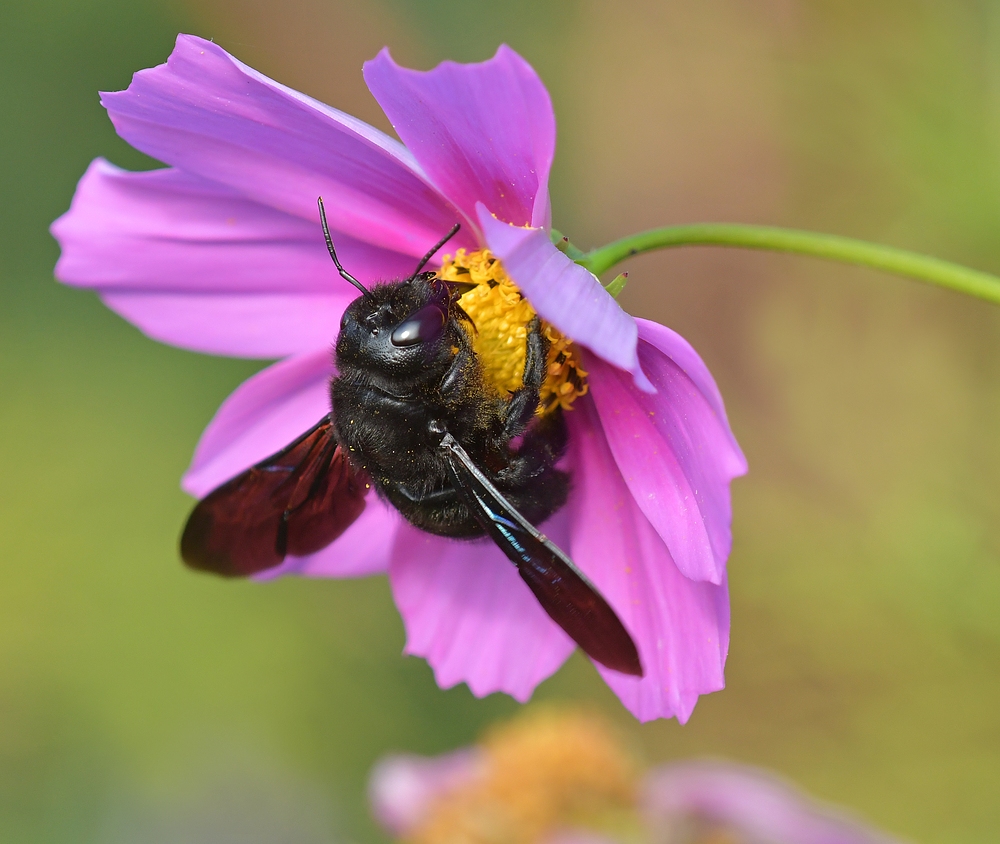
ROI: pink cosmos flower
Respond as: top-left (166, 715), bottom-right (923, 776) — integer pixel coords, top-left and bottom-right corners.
top-left (51, 34), bottom-right (746, 722)
top-left (370, 719), bottom-right (905, 844)
top-left (373, 753), bottom-right (906, 844)
top-left (639, 762), bottom-right (906, 844)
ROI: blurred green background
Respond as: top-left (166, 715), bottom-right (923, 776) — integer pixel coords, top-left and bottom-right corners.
top-left (3, 0), bottom-right (1000, 841)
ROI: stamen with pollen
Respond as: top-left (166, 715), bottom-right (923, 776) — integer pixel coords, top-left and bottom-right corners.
top-left (438, 248), bottom-right (589, 414)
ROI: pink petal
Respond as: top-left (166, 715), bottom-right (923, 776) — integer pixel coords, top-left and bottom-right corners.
top-left (477, 210), bottom-right (653, 391)
top-left (388, 514), bottom-right (575, 702)
top-left (636, 319), bottom-right (745, 462)
top-left (99, 291), bottom-right (343, 359)
top-left (643, 761), bottom-right (904, 844)
top-left (586, 330), bottom-right (746, 585)
top-left (182, 349), bottom-right (333, 497)
top-left (53, 159), bottom-right (416, 357)
top-left (368, 749), bottom-right (483, 836)
top-left (101, 34), bottom-right (475, 257)
top-left (566, 397), bottom-right (729, 723)
top-left (365, 45), bottom-right (555, 232)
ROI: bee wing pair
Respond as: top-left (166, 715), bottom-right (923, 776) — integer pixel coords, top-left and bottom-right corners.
top-left (181, 419), bottom-right (643, 677)
top-left (180, 416), bottom-right (367, 577)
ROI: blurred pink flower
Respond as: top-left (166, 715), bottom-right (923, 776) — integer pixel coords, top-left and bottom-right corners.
top-left (51, 34), bottom-right (746, 721)
top-left (640, 762), bottom-right (906, 844)
top-left (370, 749), bottom-right (484, 837)
top-left (371, 747), bottom-right (906, 844)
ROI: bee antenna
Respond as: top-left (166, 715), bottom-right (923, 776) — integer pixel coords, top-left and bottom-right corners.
top-left (408, 223), bottom-right (461, 280)
top-left (317, 197), bottom-right (373, 299)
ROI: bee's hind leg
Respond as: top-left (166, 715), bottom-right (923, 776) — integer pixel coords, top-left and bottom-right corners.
top-left (502, 316), bottom-right (548, 439)
top-left (496, 410), bottom-right (570, 525)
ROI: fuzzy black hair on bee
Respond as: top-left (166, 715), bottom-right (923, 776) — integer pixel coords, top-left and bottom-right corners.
top-left (180, 198), bottom-right (642, 678)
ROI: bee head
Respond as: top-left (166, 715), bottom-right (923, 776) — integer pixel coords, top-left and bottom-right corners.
top-left (335, 273), bottom-right (468, 374)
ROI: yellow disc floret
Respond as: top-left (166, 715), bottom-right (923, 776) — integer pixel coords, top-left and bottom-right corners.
top-left (406, 708), bottom-right (640, 844)
top-left (437, 248), bottom-right (588, 414)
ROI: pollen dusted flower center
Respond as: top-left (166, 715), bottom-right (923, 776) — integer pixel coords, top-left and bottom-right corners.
top-left (406, 710), bottom-right (639, 844)
top-left (438, 248), bottom-right (589, 414)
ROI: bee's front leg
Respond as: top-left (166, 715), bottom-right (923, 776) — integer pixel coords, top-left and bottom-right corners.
top-left (438, 331), bottom-right (479, 403)
top-left (503, 316), bottom-right (548, 439)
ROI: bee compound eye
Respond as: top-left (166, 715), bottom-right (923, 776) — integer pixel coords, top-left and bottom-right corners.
top-left (390, 304), bottom-right (446, 347)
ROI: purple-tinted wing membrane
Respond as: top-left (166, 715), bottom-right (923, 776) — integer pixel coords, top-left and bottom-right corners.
top-left (438, 433), bottom-right (642, 677)
top-left (181, 416), bottom-right (369, 576)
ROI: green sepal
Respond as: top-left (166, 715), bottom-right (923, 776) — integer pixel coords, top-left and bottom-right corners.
top-left (603, 272), bottom-right (629, 298)
top-left (550, 228), bottom-right (586, 260)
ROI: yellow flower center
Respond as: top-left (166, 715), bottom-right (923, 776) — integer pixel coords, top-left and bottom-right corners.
top-left (437, 248), bottom-right (588, 414)
top-left (406, 709), bottom-right (639, 844)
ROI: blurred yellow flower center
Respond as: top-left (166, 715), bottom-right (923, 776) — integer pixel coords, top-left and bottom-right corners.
top-left (406, 709), bottom-right (638, 844)
top-left (438, 248), bottom-right (588, 414)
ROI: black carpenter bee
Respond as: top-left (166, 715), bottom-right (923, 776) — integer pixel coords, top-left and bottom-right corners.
top-left (180, 198), bottom-right (642, 677)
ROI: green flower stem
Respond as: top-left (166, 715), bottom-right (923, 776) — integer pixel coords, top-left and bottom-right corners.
top-left (578, 224), bottom-right (1000, 305)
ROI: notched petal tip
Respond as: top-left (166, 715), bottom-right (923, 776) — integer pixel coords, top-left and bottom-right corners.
top-left (366, 49), bottom-right (555, 232)
top-left (388, 523), bottom-right (576, 702)
top-left (98, 34), bottom-right (222, 115)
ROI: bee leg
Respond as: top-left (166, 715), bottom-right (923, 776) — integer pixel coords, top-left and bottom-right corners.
top-left (503, 316), bottom-right (548, 439)
top-left (495, 411), bottom-right (570, 523)
top-left (499, 410), bottom-right (568, 482)
top-left (438, 335), bottom-right (479, 401)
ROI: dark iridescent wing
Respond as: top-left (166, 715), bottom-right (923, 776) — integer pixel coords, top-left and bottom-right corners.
top-left (180, 416), bottom-right (369, 577)
top-left (438, 433), bottom-right (643, 677)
